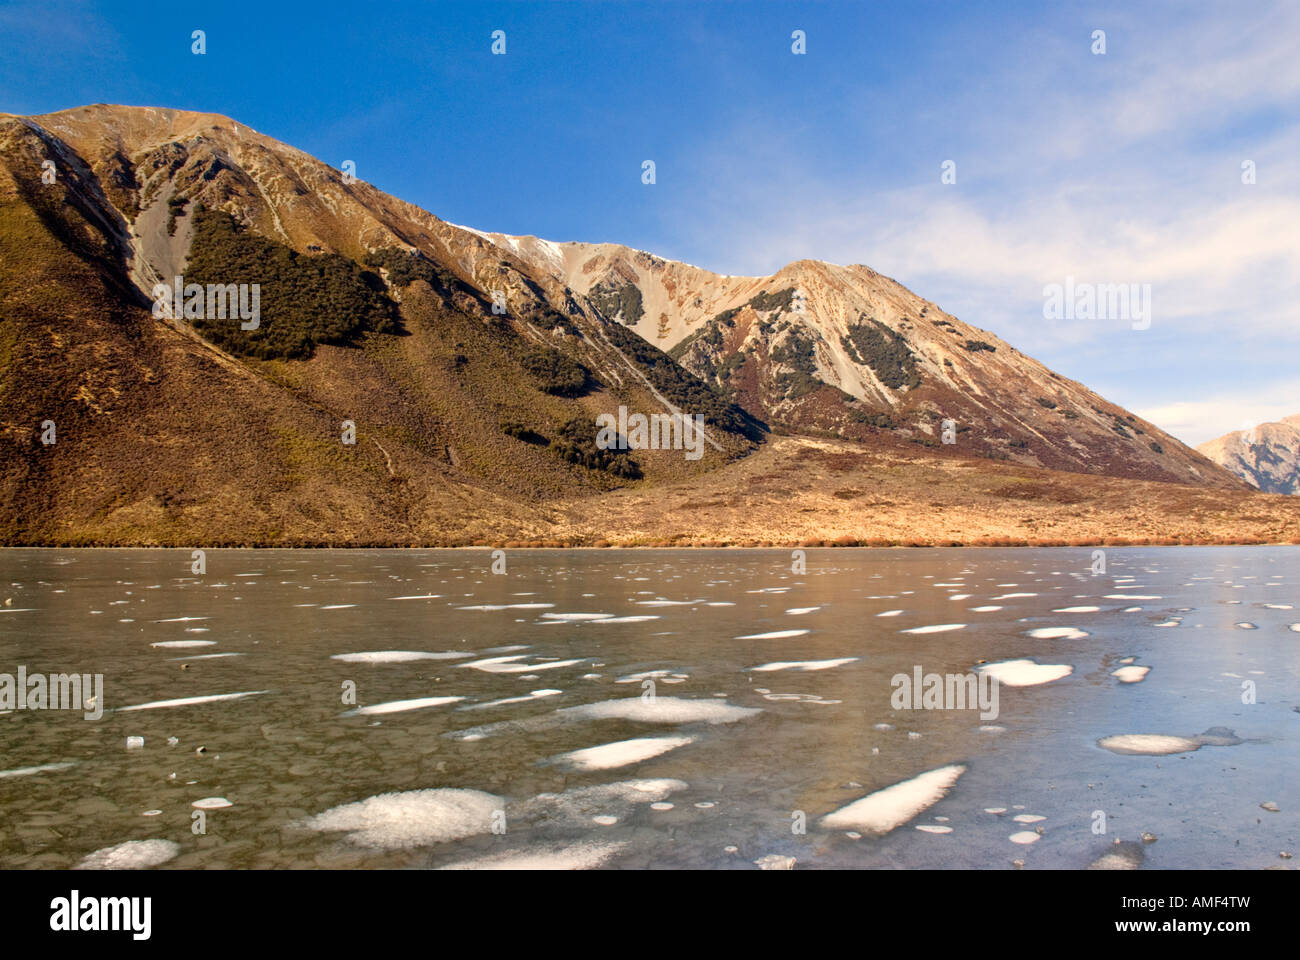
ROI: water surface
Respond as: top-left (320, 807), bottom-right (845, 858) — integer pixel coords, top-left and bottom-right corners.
top-left (0, 547), bottom-right (1294, 869)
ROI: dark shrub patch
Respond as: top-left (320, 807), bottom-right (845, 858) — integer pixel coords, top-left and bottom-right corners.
top-left (185, 206), bottom-right (396, 359)
top-left (519, 346), bottom-right (592, 396)
top-left (841, 317), bottom-right (920, 389)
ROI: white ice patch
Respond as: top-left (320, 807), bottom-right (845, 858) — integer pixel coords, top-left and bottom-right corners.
top-left (116, 690), bottom-right (269, 712)
top-left (0, 761), bottom-right (76, 779)
top-left (1009, 831), bottom-right (1040, 845)
top-left (331, 651), bottom-right (471, 663)
top-left (820, 764), bottom-right (966, 835)
top-left (747, 658), bottom-right (858, 672)
top-left (192, 797), bottom-right (232, 809)
top-left (1104, 595), bottom-right (1161, 600)
top-left (74, 839), bottom-right (180, 870)
top-left (968, 606), bottom-right (1003, 612)
top-left (1111, 666), bottom-right (1150, 683)
top-left (458, 689), bottom-right (562, 711)
top-left (557, 696), bottom-right (760, 725)
top-left (458, 603), bottom-right (554, 611)
top-left (150, 639), bottom-right (217, 648)
top-left (302, 788), bottom-right (502, 848)
top-left (1053, 606), bottom-right (1100, 613)
top-left (1097, 734), bottom-right (1201, 755)
top-left (786, 607), bottom-right (821, 615)
top-left (1026, 627), bottom-right (1089, 640)
top-left (593, 615), bottom-right (661, 624)
top-left (437, 841), bottom-right (626, 870)
top-left (460, 655), bottom-right (585, 673)
top-left (550, 735), bottom-right (695, 771)
top-left (350, 696), bottom-right (466, 716)
top-left (992, 593), bottom-right (1037, 599)
top-left (877, 610), bottom-right (904, 617)
top-left (901, 624), bottom-right (966, 634)
top-left (735, 630), bottom-right (809, 640)
top-left (978, 660), bottom-right (1073, 687)
top-left (540, 613), bottom-right (614, 621)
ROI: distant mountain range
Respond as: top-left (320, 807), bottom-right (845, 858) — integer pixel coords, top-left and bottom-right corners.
top-left (1, 104), bottom-right (1290, 547)
top-left (1198, 415), bottom-right (1300, 494)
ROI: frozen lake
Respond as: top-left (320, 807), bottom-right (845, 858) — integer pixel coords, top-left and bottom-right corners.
top-left (0, 547), bottom-right (1295, 869)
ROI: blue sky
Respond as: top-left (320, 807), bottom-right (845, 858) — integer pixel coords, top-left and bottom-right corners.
top-left (2, 0), bottom-right (1297, 445)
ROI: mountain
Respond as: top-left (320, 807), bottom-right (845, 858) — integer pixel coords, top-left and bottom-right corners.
top-left (472, 233), bottom-right (1235, 485)
top-left (1197, 416), bottom-right (1300, 494)
top-left (0, 103), bottom-right (1288, 548)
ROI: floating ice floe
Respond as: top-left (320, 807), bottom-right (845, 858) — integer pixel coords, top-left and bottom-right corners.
top-left (549, 735), bottom-right (696, 771)
top-left (992, 593), bottom-right (1037, 600)
top-left (734, 629), bottom-right (809, 640)
top-left (916, 824), bottom-right (953, 834)
top-left (968, 606), bottom-right (1003, 612)
top-left (1097, 734), bottom-right (1201, 755)
top-left (0, 761), bottom-right (76, 779)
top-left (437, 841), bottom-right (626, 870)
top-left (977, 660), bottom-right (1073, 687)
top-left (762, 693), bottom-right (841, 704)
top-left (388, 594), bottom-right (443, 600)
top-left (785, 607), bottom-right (821, 615)
top-left (302, 788), bottom-right (502, 848)
top-left (1290, 624), bottom-right (1300, 632)
top-left (458, 603), bottom-right (555, 611)
top-left (150, 640), bottom-right (217, 648)
top-left (615, 670), bottom-right (673, 683)
top-left (1104, 595), bottom-right (1161, 600)
top-left (1009, 831), bottom-right (1040, 845)
top-left (592, 616), bottom-right (661, 624)
top-left (1053, 606), bottom-right (1100, 613)
top-left (75, 839), bottom-right (180, 870)
top-left (331, 651), bottom-right (471, 663)
top-left (319, 604), bottom-right (357, 610)
top-left (819, 764), bottom-right (966, 835)
top-left (192, 797), bottom-right (233, 809)
top-left (877, 610), bottom-right (904, 617)
top-left (168, 652), bottom-right (245, 661)
top-left (557, 696), bottom-right (760, 725)
top-left (349, 696), bottom-right (466, 716)
top-left (540, 612), bottom-right (615, 621)
top-left (1234, 622), bottom-right (1258, 630)
top-left (1111, 665), bottom-right (1150, 683)
top-left (153, 616), bottom-right (210, 623)
top-left (901, 624), bottom-right (966, 634)
top-left (1013, 814), bottom-right (1046, 823)
top-left (1026, 627), bottom-right (1089, 640)
top-left (458, 689), bottom-right (562, 711)
top-left (747, 658), bottom-right (859, 672)
top-left (460, 655), bottom-right (585, 673)
top-left (116, 690), bottom-right (270, 712)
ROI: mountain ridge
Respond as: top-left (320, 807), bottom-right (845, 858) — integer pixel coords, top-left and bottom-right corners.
top-left (1198, 415), bottom-right (1300, 494)
top-left (1, 102), bottom-right (1289, 547)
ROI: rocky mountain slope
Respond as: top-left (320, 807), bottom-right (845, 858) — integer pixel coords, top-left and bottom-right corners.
top-left (0, 103), bottom-right (1263, 546)
top-left (1198, 415), bottom-right (1300, 494)
top-left (487, 233), bottom-right (1238, 486)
